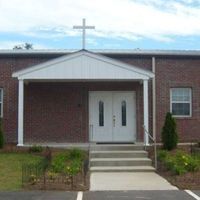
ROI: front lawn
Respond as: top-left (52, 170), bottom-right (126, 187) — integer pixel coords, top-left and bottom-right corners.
top-left (0, 153), bottom-right (44, 191)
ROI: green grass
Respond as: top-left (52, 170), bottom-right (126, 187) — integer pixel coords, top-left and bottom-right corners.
top-left (0, 152), bottom-right (43, 191)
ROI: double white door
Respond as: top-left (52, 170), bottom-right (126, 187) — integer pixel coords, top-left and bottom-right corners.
top-left (89, 91), bottom-right (136, 142)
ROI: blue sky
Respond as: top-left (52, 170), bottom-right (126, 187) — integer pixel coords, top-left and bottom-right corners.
top-left (0, 0), bottom-right (200, 50)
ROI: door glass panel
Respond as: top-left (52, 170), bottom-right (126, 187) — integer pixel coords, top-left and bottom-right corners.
top-left (99, 101), bottom-right (104, 126)
top-left (121, 100), bottom-right (126, 126)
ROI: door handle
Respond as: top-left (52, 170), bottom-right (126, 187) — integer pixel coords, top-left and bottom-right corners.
top-left (113, 115), bottom-right (116, 127)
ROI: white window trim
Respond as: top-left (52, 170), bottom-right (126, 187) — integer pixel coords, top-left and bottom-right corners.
top-left (170, 88), bottom-right (192, 118)
top-left (0, 88), bottom-right (3, 118)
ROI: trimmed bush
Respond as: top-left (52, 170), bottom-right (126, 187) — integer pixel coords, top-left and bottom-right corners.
top-left (161, 112), bottom-right (178, 151)
top-left (0, 118), bottom-right (4, 149)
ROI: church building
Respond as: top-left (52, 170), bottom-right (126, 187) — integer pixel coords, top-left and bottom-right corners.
top-left (0, 48), bottom-right (199, 147)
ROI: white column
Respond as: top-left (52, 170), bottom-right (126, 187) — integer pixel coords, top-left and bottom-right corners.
top-left (143, 79), bottom-right (149, 145)
top-left (17, 79), bottom-right (24, 146)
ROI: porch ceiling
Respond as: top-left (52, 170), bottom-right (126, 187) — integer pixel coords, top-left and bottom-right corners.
top-left (12, 50), bottom-right (154, 80)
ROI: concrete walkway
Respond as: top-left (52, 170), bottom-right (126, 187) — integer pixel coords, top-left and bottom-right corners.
top-left (90, 172), bottom-right (178, 191)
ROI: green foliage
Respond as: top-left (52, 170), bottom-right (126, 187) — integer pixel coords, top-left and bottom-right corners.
top-left (158, 150), bottom-right (200, 175)
top-left (51, 149), bottom-right (85, 175)
top-left (13, 43), bottom-right (33, 50)
top-left (51, 152), bottom-right (68, 173)
top-left (157, 150), bottom-right (168, 161)
top-left (0, 153), bottom-right (44, 190)
top-left (64, 160), bottom-right (82, 177)
top-left (47, 171), bottom-right (58, 180)
top-left (0, 118), bottom-right (4, 149)
top-left (29, 145), bottom-right (43, 153)
top-left (161, 112), bottom-right (178, 150)
top-left (68, 148), bottom-right (85, 161)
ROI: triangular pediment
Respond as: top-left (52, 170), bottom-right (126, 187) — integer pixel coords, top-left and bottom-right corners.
top-left (12, 50), bottom-right (154, 80)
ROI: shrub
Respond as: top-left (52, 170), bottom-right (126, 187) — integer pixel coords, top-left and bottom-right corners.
top-left (51, 152), bottom-right (68, 173)
top-left (64, 160), bottom-right (82, 177)
top-left (0, 118), bottom-right (4, 149)
top-left (51, 149), bottom-right (85, 174)
top-left (29, 145), bottom-right (43, 153)
top-left (157, 150), bottom-right (168, 161)
top-left (161, 112), bottom-right (178, 151)
top-left (68, 148), bottom-right (85, 161)
top-left (159, 150), bottom-right (200, 175)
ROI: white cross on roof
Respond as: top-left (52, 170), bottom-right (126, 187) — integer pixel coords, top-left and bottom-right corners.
top-left (73, 18), bottom-right (95, 49)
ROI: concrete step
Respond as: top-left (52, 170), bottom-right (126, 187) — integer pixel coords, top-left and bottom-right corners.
top-left (90, 150), bottom-right (148, 158)
top-left (90, 144), bottom-right (144, 151)
top-left (90, 166), bottom-right (155, 172)
top-left (90, 158), bottom-right (152, 167)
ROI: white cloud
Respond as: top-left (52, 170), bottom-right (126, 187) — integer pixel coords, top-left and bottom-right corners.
top-left (0, 0), bottom-right (200, 42)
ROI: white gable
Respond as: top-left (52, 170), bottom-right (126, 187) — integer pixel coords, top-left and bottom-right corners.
top-left (12, 50), bottom-right (154, 80)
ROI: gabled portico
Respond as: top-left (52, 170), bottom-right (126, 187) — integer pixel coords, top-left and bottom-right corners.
top-left (12, 50), bottom-right (154, 146)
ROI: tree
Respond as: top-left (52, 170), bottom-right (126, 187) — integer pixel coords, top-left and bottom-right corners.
top-left (13, 43), bottom-right (33, 50)
top-left (161, 112), bottom-right (178, 151)
top-left (0, 118), bottom-right (4, 149)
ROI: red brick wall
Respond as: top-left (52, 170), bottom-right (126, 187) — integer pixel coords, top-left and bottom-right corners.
top-left (0, 57), bottom-right (56, 143)
top-left (0, 54), bottom-right (199, 143)
top-left (156, 58), bottom-right (200, 142)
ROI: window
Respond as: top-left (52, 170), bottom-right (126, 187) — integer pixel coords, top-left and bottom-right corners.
top-left (0, 89), bottom-right (3, 118)
top-left (99, 101), bottom-right (104, 126)
top-left (170, 88), bottom-right (192, 117)
top-left (121, 100), bottom-right (126, 126)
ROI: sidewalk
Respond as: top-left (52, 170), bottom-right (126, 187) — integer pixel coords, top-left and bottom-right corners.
top-left (90, 172), bottom-right (178, 191)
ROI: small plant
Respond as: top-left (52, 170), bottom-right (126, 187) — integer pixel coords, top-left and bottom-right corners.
top-left (47, 171), bottom-right (58, 180)
top-left (29, 145), bottom-right (43, 153)
top-left (51, 152), bottom-right (68, 173)
top-left (157, 150), bottom-right (168, 161)
top-left (0, 118), bottom-right (4, 149)
top-left (64, 161), bottom-right (81, 177)
top-left (158, 150), bottom-right (200, 175)
top-left (161, 112), bottom-right (178, 151)
top-left (29, 174), bottom-right (37, 185)
top-left (68, 148), bottom-right (85, 161)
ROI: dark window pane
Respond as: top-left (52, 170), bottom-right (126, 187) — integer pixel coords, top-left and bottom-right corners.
top-left (172, 103), bottom-right (190, 116)
top-left (122, 101), bottom-right (126, 126)
top-left (99, 101), bottom-right (104, 126)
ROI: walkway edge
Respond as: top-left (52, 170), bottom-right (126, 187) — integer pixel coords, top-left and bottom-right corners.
top-left (185, 190), bottom-right (200, 200)
top-left (77, 191), bottom-right (83, 200)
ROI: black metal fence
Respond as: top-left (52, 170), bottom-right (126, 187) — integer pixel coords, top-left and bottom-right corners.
top-left (22, 158), bottom-right (89, 190)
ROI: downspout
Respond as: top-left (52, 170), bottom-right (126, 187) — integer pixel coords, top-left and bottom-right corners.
top-left (152, 57), bottom-right (156, 141)
top-left (152, 56), bottom-right (157, 169)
